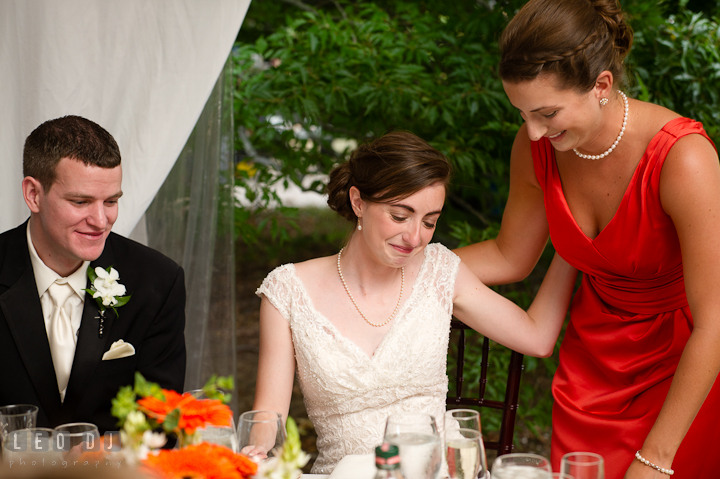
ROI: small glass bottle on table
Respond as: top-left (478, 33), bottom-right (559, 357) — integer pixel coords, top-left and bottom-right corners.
top-left (375, 443), bottom-right (405, 479)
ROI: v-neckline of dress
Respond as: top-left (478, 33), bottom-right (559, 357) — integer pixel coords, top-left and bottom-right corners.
top-left (288, 247), bottom-right (431, 362)
top-left (552, 119), bottom-right (680, 243)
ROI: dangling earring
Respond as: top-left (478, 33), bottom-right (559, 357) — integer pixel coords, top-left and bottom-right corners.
top-left (600, 97), bottom-right (609, 106)
top-left (357, 223), bottom-right (362, 231)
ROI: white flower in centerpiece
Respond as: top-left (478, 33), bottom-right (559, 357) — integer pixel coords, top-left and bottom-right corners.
top-left (142, 430), bottom-right (167, 449)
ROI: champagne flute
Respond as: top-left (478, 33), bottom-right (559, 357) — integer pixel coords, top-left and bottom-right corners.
top-left (560, 452), bottom-right (604, 479)
top-left (237, 410), bottom-right (285, 459)
top-left (445, 428), bottom-right (482, 479)
top-left (444, 409), bottom-right (481, 431)
top-left (444, 409), bottom-right (487, 478)
top-left (491, 453), bottom-right (552, 479)
top-left (384, 412), bottom-right (442, 479)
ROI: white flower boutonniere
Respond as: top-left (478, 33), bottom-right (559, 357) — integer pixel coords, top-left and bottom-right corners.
top-left (85, 266), bottom-right (131, 337)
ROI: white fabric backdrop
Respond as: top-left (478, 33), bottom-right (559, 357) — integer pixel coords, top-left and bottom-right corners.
top-left (0, 0), bottom-right (250, 236)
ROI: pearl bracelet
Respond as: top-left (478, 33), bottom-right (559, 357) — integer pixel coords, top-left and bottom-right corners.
top-left (635, 451), bottom-right (674, 476)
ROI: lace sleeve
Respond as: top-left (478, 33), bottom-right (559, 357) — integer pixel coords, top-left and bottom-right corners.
top-left (426, 243), bottom-right (461, 316)
top-left (255, 264), bottom-right (295, 323)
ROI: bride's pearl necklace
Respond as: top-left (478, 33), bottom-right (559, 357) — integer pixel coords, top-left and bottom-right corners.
top-left (573, 91), bottom-right (628, 160)
top-left (337, 248), bottom-right (404, 328)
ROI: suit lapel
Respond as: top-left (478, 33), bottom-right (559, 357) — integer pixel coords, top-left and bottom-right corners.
top-left (62, 244), bottom-right (117, 412)
top-left (0, 239), bottom-right (63, 422)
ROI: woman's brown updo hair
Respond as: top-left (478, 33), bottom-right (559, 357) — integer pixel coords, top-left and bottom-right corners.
top-left (327, 131), bottom-right (452, 222)
top-left (499, 0), bottom-right (634, 92)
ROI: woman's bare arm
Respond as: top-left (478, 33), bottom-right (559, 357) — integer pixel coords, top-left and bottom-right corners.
top-left (624, 134), bottom-right (720, 478)
top-left (453, 251), bottom-right (576, 357)
top-left (455, 125), bottom-right (550, 285)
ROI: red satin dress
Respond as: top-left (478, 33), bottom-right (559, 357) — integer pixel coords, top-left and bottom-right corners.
top-left (531, 117), bottom-right (720, 478)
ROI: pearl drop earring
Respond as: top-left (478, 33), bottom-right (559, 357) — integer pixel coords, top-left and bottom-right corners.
top-left (357, 224), bottom-right (362, 231)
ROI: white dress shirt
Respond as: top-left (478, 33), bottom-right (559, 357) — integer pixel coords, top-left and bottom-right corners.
top-left (26, 221), bottom-right (90, 400)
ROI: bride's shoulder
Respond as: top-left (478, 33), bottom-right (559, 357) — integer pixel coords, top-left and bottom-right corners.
top-left (293, 254), bottom-right (338, 289)
top-left (424, 243), bottom-right (458, 262)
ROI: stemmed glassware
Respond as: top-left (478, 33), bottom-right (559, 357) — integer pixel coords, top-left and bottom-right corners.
top-left (491, 453), bottom-right (552, 478)
top-left (197, 415), bottom-right (238, 452)
top-left (384, 412), bottom-right (442, 479)
top-left (237, 410), bottom-right (285, 459)
top-left (444, 409), bottom-right (488, 479)
top-left (184, 389), bottom-right (239, 452)
top-left (560, 452), bottom-right (604, 479)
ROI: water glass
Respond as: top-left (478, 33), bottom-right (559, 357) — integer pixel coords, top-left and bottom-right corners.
top-left (3, 428), bottom-right (63, 464)
top-left (54, 422), bottom-right (100, 455)
top-left (0, 405), bottom-right (39, 442)
top-left (560, 452), bottom-right (604, 479)
top-left (491, 453), bottom-right (552, 479)
top-left (237, 410), bottom-right (285, 459)
top-left (384, 412), bottom-right (442, 479)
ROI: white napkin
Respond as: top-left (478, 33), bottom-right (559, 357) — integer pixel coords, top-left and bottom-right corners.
top-left (102, 340), bottom-right (136, 360)
top-left (328, 454), bottom-right (375, 479)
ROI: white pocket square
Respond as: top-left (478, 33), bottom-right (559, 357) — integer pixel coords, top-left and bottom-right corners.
top-left (102, 340), bottom-right (136, 360)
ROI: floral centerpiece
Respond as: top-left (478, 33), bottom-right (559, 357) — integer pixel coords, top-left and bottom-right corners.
top-left (255, 416), bottom-right (309, 479)
top-left (108, 372), bottom-right (257, 479)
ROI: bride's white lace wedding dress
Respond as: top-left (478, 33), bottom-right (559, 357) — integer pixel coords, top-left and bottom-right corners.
top-left (256, 243), bottom-right (460, 473)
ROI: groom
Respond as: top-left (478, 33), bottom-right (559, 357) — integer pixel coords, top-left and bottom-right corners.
top-left (0, 116), bottom-right (186, 433)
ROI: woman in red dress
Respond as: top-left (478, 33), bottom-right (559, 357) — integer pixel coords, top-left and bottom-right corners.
top-left (456, 0), bottom-right (720, 477)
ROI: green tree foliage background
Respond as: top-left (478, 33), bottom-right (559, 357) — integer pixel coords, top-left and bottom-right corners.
top-left (233, 0), bottom-right (719, 441)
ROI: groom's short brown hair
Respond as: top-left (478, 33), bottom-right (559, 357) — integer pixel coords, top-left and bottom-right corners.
top-left (23, 115), bottom-right (121, 192)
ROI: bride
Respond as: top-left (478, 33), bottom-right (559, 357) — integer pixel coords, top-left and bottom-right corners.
top-left (248, 131), bottom-right (576, 473)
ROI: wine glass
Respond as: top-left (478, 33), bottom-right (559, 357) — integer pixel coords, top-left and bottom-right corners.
top-left (560, 452), bottom-right (604, 479)
top-left (384, 412), bottom-right (442, 479)
top-left (54, 422), bottom-right (100, 455)
top-left (491, 453), bottom-right (552, 479)
top-left (444, 409), bottom-right (487, 478)
top-left (237, 410), bottom-right (285, 459)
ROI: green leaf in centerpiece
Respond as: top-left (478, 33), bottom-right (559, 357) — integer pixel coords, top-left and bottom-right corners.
top-left (163, 408), bottom-right (180, 433)
top-left (111, 385), bottom-right (138, 426)
top-left (134, 372), bottom-right (165, 400)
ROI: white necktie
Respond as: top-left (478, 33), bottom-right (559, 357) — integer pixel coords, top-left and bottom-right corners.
top-left (47, 280), bottom-right (76, 400)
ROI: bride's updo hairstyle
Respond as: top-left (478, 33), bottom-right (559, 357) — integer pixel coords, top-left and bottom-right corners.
top-left (327, 131), bottom-right (452, 223)
top-left (499, 0), bottom-right (634, 92)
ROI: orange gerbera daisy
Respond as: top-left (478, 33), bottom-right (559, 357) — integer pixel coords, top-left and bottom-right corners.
top-left (143, 443), bottom-right (257, 479)
top-left (138, 390), bottom-right (233, 434)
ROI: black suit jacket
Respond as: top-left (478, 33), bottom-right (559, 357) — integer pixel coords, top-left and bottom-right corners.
top-left (0, 222), bottom-right (186, 433)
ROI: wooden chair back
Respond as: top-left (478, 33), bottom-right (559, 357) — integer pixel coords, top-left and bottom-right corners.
top-left (446, 319), bottom-right (524, 456)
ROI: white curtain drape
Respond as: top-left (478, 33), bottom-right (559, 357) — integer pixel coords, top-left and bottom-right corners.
top-left (0, 0), bottom-right (250, 236)
top-left (0, 0), bottom-right (250, 406)
top-left (143, 57), bottom-right (238, 409)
